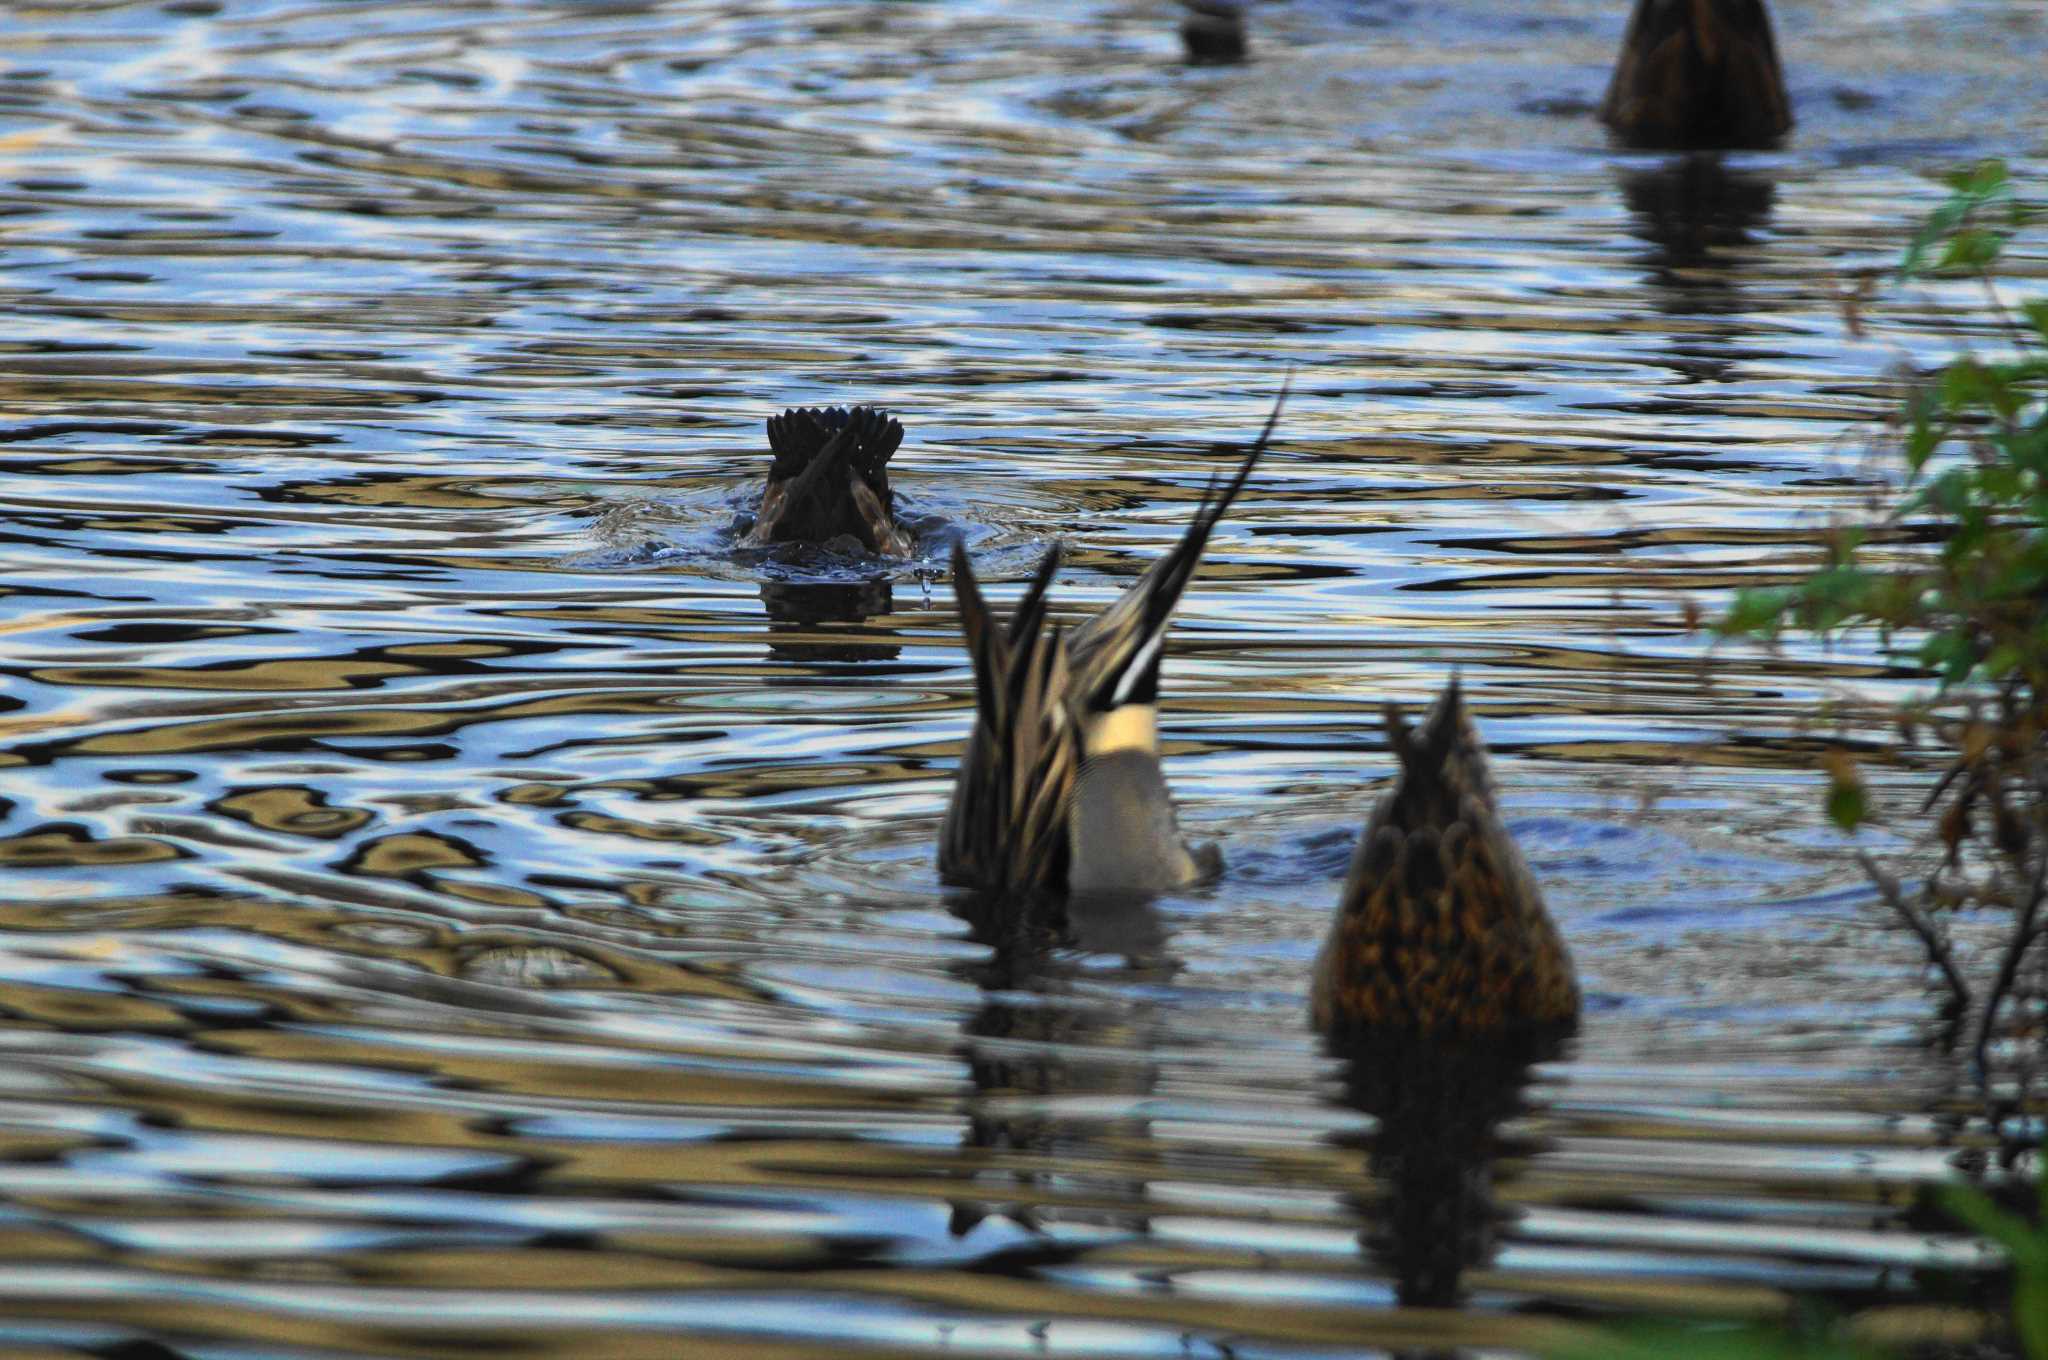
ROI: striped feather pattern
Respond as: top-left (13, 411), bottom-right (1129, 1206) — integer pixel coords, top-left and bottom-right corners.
top-left (940, 543), bottom-right (1077, 896)
top-left (938, 385), bottom-right (1286, 898)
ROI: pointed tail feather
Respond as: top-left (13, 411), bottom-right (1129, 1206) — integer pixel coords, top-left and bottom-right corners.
top-left (998, 621), bottom-right (1078, 894)
top-left (940, 541), bottom-right (1080, 896)
top-left (1384, 679), bottom-right (1463, 785)
top-left (765, 408), bottom-right (828, 481)
top-left (940, 373), bottom-right (1289, 899)
top-left (783, 423), bottom-right (857, 508)
top-left (1006, 542), bottom-right (1062, 648)
top-left (1074, 375), bottom-right (1289, 712)
top-left (951, 537), bottom-right (1009, 739)
top-left (847, 412), bottom-right (904, 493)
top-left (766, 406), bottom-right (901, 489)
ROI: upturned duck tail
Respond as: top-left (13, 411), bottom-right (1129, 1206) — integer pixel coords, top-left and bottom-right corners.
top-left (939, 541), bottom-right (1078, 897)
top-left (755, 406), bottom-right (909, 553)
top-left (766, 406), bottom-right (901, 489)
top-left (1601, 0), bottom-right (1792, 149)
top-left (1311, 679), bottom-right (1580, 1038)
top-left (776, 408), bottom-right (894, 514)
top-left (1074, 377), bottom-right (1288, 713)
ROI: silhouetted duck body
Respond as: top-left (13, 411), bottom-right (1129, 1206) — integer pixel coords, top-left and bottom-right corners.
top-left (1312, 680), bottom-right (1579, 1038)
top-left (742, 405), bottom-right (912, 557)
top-left (1180, 0), bottom-right (1248, 65)
top-left (939, 390), bottom-right (1285, 901)
top-left (1601, 0), bottom-right (1792, 149)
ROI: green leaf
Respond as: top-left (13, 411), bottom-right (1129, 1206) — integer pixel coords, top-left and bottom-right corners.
top-left (1918, 630), bottom-right (1981, 688)
top-left (1941, 1182), bottom-right (2041, 1260)
top-left (1904, 159), bottom-right (2012, 278)
top-left (2019, 1273), bottom-right (2048, 1360)
top-left (1985, 355), bottom-right (2048, 386)
top-left (1718, 588), bottom-right (1795, 638)
top-left (1949, 159), bottom-right (2009, 198)
top-left (1925, 466), bottom-right (1976, 518)
top-left (1904, 205), bottom-right (1967, 278)
top-left (1905, 390), bottom-right (1943, 471)
top-left (1941, 1149), bottom-right (2048, 1360)
top-left (2003, 423), bottom-right (2048, 476)
top-left (1977, 461), bottom-right (2024, 503)
top-left (1942, 357), bottom-right (2011, 417)
top-left (1938, 227), bottom-right (2003, 273)
top-left (1825, 774), bottom-right (1868, 831)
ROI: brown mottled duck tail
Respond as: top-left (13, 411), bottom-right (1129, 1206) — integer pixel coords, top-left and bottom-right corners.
top-left (1600, 0), bottom-right (1792, 150)
top-left (1311, 678), bottom-right (1579, 1038)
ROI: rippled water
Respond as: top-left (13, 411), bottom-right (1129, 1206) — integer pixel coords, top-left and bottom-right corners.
top-left (2, 0), bottom-right (2047, 1355)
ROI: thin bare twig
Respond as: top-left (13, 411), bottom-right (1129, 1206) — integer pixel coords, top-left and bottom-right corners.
top-left (1972, 839), bottom-right (2048, 1078)
top-left (1976, 267), bottom-right (2031, 363)
top-left (1860, 851), bottom-right (1972, 1021)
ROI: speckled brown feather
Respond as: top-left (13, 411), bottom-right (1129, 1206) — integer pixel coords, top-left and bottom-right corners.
top-left (1600, 0), bottom-right (1791, 150)
top-left (746, 405), bottom-right (911, 556)
top-left (1311, 680), bottom-right (1579, 1037)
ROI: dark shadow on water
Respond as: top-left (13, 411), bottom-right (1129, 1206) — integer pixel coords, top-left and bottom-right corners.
top-left (1327, 1027), bottom-right (1571, 1310)
top-left (1611, 153), bottom-right (1784, 397)
top-left (945, 891), bottom-right (1178, 1243)
top-left (1617, 153), bottom-right (1777, 320)
top-left (759, 577), bottom-right (900, 662)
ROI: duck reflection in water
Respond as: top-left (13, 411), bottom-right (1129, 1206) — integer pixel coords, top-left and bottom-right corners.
top-left (758, 577), bottom-right (899, 663)
top-left (1314, 680), bottom-right (1579, 1306)
top-left (1620, 153), bottom-right (1777, 317)
top-left (933, 385), bottom-right (1279, 1246)
top-left (1332, 1028), bottom-right (1567, 1308)
top-left (1601, 0), bottom-right (1792, 150)
top-left (945, 889), bottom-right (1176, 1243)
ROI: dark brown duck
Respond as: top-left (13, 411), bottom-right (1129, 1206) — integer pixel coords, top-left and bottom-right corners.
top-left (743, 405), bottom-right (912, 557)
top-left (1600, 0), bottom-right (1792, 150)
top-left (1180, 0), bottom-right (1247, 65)
top-left (1312, 679), bottom-right (1580, 1037)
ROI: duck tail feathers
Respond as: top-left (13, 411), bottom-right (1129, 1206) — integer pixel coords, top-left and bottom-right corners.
top-left (952, 538), bottom-right (1007, 734)
top-left (1086, 376), bottom-right (1289, 712)
top-left (1006, 542), bottom-right (1062, 648)
top-left (1385, 675), bottom-right (1466, 784)
top-left (766, 406), bottom-right (902, 495)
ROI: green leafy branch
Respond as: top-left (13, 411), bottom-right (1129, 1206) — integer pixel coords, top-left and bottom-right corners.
top-left (1942, 1144), bottom-right (2048, 1360)
top-left (1720, 161), bottom-right (2048, 836)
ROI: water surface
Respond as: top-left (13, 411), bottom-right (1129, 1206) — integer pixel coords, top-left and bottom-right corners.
top-left (2, 0), bottom-right (2046, 1355)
